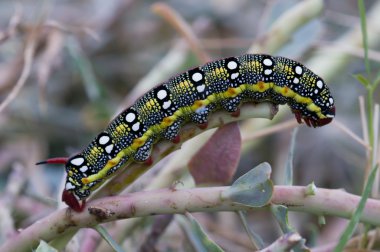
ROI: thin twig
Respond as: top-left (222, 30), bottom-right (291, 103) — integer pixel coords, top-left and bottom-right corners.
top-left (242, 119), bottom-right (299, 142)
top-left (200, 38), bottom-right (254, 49)
top-left (316, 41), bottom-right (380, 62)
top-left (359, 96), bottom-right (373, 183)
top-left (333, 120), bottom-right (371, 150)
top-left (3, 185), bottom-right (380, 251)
top-left (0, 5), bottom-right (22, 44)
top-left (324, 10), bottom-right (360, 29)
top-left (0, 30), bottom-right (37, 113)
top-left (151, 2), bottom-right (210, 63)
top-left (248, 0), bottom-right (323, 54)
top-left (37, 29), bottom-right (64, 113)
top-left (44, 20), bottom-right (100, 41)
top-left (359, 96), bottom-right (370, 153)
top-left (372, 104), bottom-right (379, 197)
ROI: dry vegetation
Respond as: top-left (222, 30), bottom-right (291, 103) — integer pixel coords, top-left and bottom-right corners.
top-left (0, 0), bottom-right (379, 251)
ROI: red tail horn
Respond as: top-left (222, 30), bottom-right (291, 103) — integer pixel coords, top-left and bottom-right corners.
top-left (36, 157), bottom-right (68, 165)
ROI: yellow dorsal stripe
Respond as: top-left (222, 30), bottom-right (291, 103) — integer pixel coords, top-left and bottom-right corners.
top-left (81, 82), bottom-right (323, 185)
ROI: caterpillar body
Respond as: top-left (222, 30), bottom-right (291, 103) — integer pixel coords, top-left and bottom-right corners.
top-left (42, 54), bottom-right (335, 211)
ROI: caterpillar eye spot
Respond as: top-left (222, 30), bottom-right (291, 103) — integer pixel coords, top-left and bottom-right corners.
top-left (105, 144), bottom-right (114, 154)
top-left (162, 100), bottom-right (172, 109)
top-left (264, 69), bottom-right (273, 75)
top-left (227, 60), bottom-right (238, 70)
top-left (317, 80), bottom-right (324, 89)
top-left (231, 73), bottom-right (239, 80)
top-left (125, 112), bottom-right (136, 123)
top-left (70, 156), bottom-right (85, 166)
top-left (196, 84), bottom-right (206, 93)
top-left (79, 166), bottom-right (88, 172)
top-left (98, 134), bottom-right (110, 145)
top-left (295, 65), bottom-right (303, 75)
top-left (132, 122), bottom-right (141, 131)
top-left (263, 58), bottom-right (273, 66)
top-left (157, 89), bottom-right (168, 100)
top-left (192, 72), bottom-right (203, 82)
top-left (53, 54), bottom-right (334, 211)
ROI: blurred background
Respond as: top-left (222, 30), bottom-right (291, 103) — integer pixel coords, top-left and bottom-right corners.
top-left (0, 0), bottom-right (379, 250)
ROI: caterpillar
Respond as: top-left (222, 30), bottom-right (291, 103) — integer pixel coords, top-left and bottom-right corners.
top-left (39, 54), bottom-right (335, 212)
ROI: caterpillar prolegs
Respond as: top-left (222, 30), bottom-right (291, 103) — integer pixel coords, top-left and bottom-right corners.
top-left (39, 54), bottom-right (335, 211)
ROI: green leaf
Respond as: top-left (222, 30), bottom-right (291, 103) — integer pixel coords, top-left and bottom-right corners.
top-left (66, 37), bottom-right (104, 101)
top-left (358, 0), bottom-right (371, 77)
top-left (221, 162), bottom-right (273, 207)
top-left (373, 71), bottom-right (380, 90)
top-left (271, 205), bottom-right (294, 234)
top-left (334, 165), bottom-right (378, 251)
top-left (353, 73), bottom-right (370, 88)
top-left (35, 240), bottom-right (58, 252)
top-left (237, 211), bottom-right (264, 249)
top-left (293, 239), bottom-right (309, 252)
top-left (95, 225), bottom-right (125, 252)
top-left (284, 128), bottom-right (298, 185)
top-left (177, 214), bottom-right (224, 252)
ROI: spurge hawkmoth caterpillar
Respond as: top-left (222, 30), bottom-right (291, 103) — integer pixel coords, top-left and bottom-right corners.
top-left (38, 54), bottom-right (335, 212)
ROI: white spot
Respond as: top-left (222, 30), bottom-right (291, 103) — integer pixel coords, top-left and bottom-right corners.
top-left (314, 89), bottom-right (319, 94)
top-left (326, 103), bottom-right (330, 106)
top-left (163, 100), bottom-right (171, 109)
top-left (65, 182), bottom-right (75, 190)
top-left (227, 61), bottom-right (238, 70)
top-left (132, 122), bottom-right (140, 131)
top-left (264, 69), bottom-right (272, 75)
top-left (157, 89), bottom-right (167, 100)
top-left (295, 66), bottom-right (303, 75)
top-left (326, 114), bottom-right (334, 118)
top-left (71, 157), bottom-right (84, 166)
top-left (99, 135), bottom-right (110, 145)
top-left (197, 84), bottom-right (205, 93)
top-left (317, 80), bottom-right (323, 89)
top-left (231, 73), bottom-right (239, 80)
top-left (80, 166), bottom-right (88, 172)
top-left (192, 72), bottom-right (203, 82)
top-left (293, 77), bottom-right (299, 84)
top-left (105, 144), bottom-right (114, 154)
top-left (263, 58), bottom-right (273, 66)
top-left (329, 97), bottom-right (334, 104)
top-left (125, 112), bottom-right (136, 123)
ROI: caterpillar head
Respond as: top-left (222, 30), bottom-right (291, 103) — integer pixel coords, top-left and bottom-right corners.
top-left (62, 155), bottom-right (92, 212)
top-left (304, 78), bottom-right (335, 127)
top-left (292, 77), bottom-right (335, 128)
top-left (316, 105), bottom-right (335, 126)
top-left (294, 105), bottom-right (335, 127)
top-left (36, 156), bottom-right (90, 212)
top-left (272, 56), bottom-right (335, 128)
